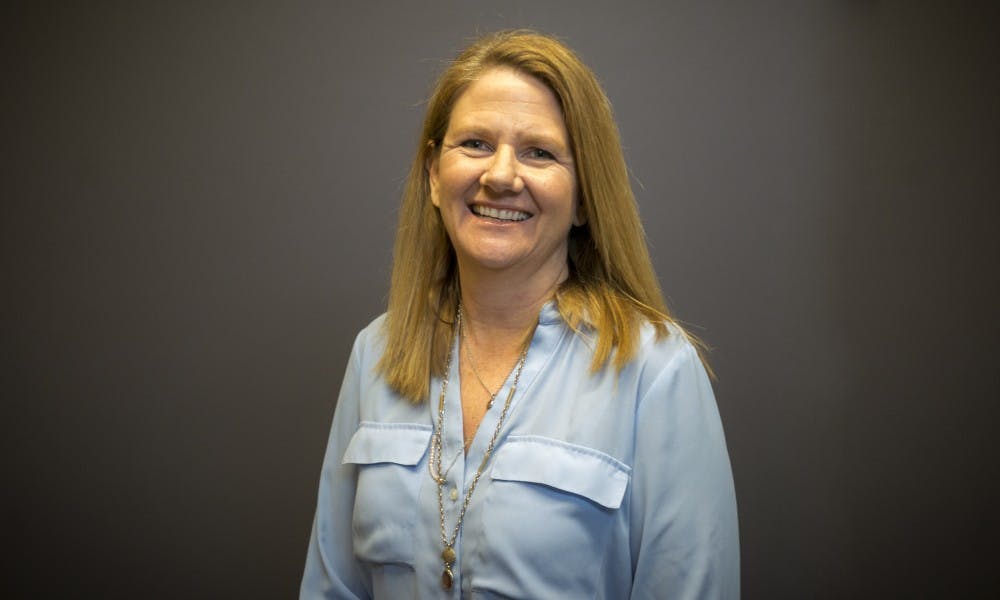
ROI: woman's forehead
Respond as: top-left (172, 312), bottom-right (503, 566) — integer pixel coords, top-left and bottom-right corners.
top-left (445, 69), bottom-right (568, 141)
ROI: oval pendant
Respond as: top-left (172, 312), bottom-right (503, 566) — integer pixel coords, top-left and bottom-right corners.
top-left (441, 566), bottom-right (454, 590)
top-left (441, 545), bottom-right (456, 565)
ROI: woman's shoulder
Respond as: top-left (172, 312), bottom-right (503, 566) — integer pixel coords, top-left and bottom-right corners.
top-left (631, 319), bottom-right (708, 388)
top-left (348, 312), bottom-right (389, 362)
top-left (639, 319), bottom-right (697, 359)
top-left (359, 311), bottom-right (389, 340)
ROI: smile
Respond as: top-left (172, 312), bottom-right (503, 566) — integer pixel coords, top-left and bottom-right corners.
top-left (470, 205), bottom-right (531, 222)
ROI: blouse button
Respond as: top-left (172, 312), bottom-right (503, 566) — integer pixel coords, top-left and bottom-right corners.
top-left (450, 487), bottom-right (459, 501)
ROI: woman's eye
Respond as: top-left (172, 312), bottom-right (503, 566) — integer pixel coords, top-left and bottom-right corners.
top-left (460, 140), bottom-right (490, 151)
top-left (527, 148), bottom-right (556, 160)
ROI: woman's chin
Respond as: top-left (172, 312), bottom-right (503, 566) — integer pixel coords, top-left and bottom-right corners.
top-left (459, 253), bottom-right (524, 273)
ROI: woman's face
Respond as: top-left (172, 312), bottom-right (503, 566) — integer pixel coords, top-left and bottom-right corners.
top-left (428, 68), bottom-right (583, 283)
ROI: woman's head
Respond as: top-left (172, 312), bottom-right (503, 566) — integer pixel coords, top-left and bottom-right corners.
top-left (428, 66), bottom-right (583, 291)
top-left (383, 30), bottom-right (673, 401)
top-left (411, 30), bottom-right (644, 286)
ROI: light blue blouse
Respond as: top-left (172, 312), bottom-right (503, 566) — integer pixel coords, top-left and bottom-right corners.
top-left (301, 303), bottom-right (739, 599)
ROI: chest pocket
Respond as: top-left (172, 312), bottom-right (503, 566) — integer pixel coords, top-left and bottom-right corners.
top-left (473, 435), bottom-right (631, 598)
top-left (342, 421), bottom-right (432, 566)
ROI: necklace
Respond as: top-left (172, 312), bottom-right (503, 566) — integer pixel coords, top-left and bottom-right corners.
top-left (462, 325), bottom-right (499, 409)
top-left (427, 304), bottom-right (533, 591)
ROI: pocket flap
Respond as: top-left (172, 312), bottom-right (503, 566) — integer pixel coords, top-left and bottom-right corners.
top-left (342, 421), bottom-right (432, 466)
top-left (491, 435), bottom-right (631, 509)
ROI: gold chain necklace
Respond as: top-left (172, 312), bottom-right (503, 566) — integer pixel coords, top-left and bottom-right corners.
top-left (462, 324), bottom-right (500, 410)
top-left (427, 305), bottom-right (533, 591)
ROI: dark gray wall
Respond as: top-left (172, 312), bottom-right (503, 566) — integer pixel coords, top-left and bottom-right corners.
top-left (7, 2), bottom-right (998, 598)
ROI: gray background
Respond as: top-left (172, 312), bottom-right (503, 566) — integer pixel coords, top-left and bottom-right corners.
top-left (6, 1), bottom-right (999, 598)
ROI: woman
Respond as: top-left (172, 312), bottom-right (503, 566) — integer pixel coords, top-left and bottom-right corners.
top-left (301, 30), bottom-right (738, 599)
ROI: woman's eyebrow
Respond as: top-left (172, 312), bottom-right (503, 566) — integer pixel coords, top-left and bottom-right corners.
top-left (519, 132), bottom-right (568, 151)
top-left (444, 125), bottom-right (494, 140)
top-left (447, 126), bottom-right (568, 150)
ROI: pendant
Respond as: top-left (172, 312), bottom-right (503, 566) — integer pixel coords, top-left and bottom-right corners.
top-left (440, 545), bottom-right (456, 589)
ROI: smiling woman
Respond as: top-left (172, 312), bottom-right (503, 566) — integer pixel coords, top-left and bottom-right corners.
top-left (301, 30), bottom-right (739, 599)
top-left (429, 67), bottom-right (584, 295)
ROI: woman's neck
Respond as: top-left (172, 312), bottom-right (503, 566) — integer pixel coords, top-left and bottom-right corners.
top-left (457, 260), bottom-right (567, 346)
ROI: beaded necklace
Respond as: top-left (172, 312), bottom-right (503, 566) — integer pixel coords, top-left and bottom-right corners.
top-left (427, 305), bottom-right (533, 590)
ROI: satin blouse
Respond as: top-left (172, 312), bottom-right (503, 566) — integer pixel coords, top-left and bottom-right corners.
top-left (301, 302), bottom-right (739, 599)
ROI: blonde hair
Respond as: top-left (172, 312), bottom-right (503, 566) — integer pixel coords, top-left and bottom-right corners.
top-left (379, 30), bottom-right (684, 402)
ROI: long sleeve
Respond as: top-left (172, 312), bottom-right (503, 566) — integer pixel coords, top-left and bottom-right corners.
top-left (300, 332), bottom-right (370, 600)
top-left (299, 307), bottom-right (738, 598)
top-left (629, 341), bottom-right (740, 599)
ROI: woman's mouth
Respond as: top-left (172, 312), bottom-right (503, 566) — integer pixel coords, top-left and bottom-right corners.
top-left (470, 205), bottom-right (531, 222)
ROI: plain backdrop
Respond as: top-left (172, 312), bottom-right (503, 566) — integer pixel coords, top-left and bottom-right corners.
top-left (6, 2), bottom-right (999, 598)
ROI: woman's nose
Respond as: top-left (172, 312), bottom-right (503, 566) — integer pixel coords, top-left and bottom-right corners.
top-left (480, 147), bottom-right (524, 193)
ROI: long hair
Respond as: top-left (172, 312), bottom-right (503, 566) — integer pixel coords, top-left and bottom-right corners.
top-left (379, 30), bottom-right (682, 402)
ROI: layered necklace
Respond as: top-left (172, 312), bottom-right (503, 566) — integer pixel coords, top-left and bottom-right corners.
top-left (427, 304), bottom-right (534, 591)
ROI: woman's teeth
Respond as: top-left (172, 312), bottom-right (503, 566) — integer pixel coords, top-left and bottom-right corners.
top-left (471, 205), bottom-right (530, 221)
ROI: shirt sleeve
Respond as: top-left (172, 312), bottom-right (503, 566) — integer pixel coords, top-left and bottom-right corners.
top-left (629, 340), bottom-right (740, 599)
top-left (300, 331), bottom-right (372, 600)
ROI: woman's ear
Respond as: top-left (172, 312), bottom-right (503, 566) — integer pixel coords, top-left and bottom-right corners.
top-left (573, 197), bottom-right (587, 227)
top-left (425, 141), bottom-right (440, 208)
